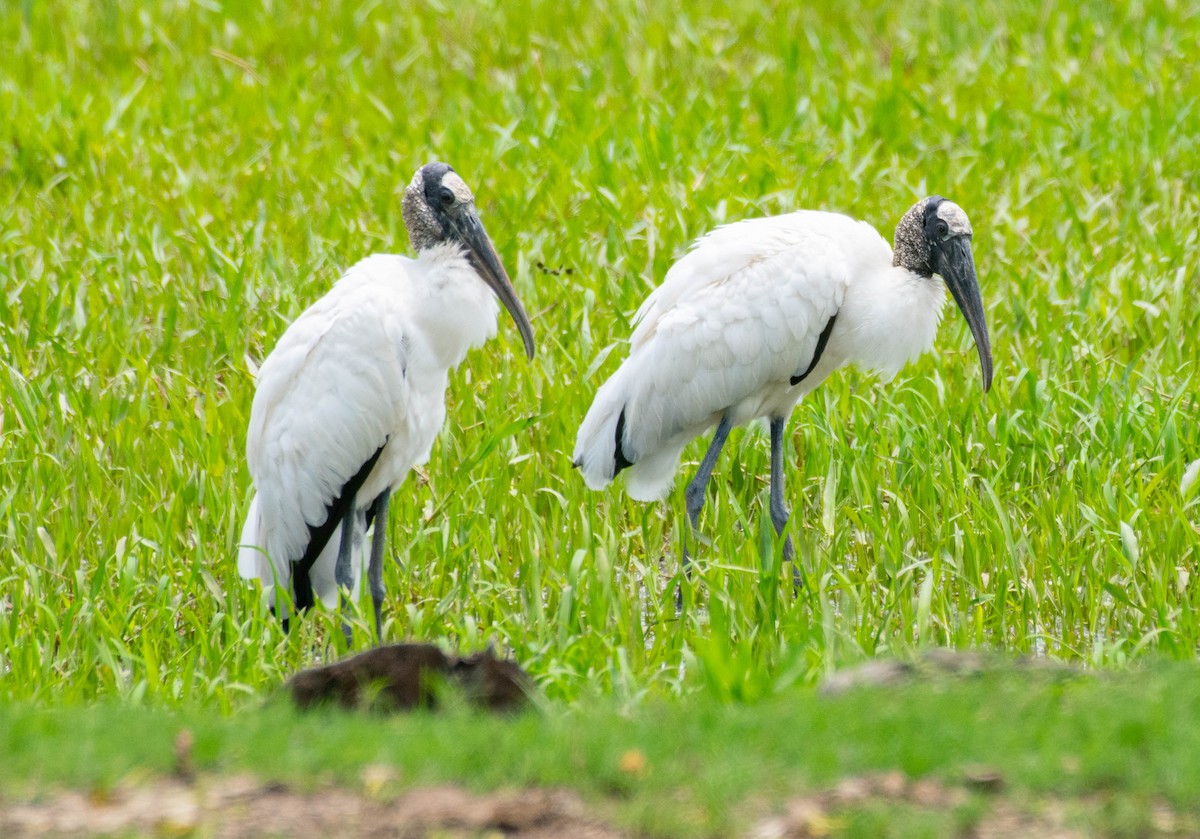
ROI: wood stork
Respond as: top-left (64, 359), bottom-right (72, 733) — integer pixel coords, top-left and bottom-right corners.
top-left (238, 161), bottom-right (535, 641)
top-left (573, 196), bottom-right (992, 580)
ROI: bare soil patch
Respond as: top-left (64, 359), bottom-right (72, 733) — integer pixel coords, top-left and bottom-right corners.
top-left (750, 771), bottom-right (1191, 839)
top-left (3, 772), bottom-right (1192, 838)
top-left (0, 776), bottom-right (623, 839)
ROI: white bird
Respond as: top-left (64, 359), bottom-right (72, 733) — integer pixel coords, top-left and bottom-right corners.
top-left (238, 161), bottom-right (535, 641)
top-left (574, 195), bottom-right (992, 578)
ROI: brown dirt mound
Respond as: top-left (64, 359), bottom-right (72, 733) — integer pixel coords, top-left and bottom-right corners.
top-left (287, 643), bottom-right (532, 712)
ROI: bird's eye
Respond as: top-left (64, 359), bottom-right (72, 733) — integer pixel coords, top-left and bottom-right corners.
top-left (936, 220), bottom-right (949, 237)
top-left (438, 186), bottom-right (456, 207)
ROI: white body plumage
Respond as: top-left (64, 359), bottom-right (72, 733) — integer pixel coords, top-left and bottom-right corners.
top-left (574, 210), bottom-right (951, 501)
top-left (238, 245), bottom-right (501, 608)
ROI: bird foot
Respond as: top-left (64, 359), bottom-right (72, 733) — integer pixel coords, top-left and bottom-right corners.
top-left (790, 558), bottom-right (806, 596)
top-left (675, 546), bottom-right (696, 616)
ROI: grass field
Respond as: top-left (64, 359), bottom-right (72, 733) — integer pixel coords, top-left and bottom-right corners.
top-left (4, 664), bottom-right (1200, 836)
top-left (2, 0), bottom-right (1199, 834)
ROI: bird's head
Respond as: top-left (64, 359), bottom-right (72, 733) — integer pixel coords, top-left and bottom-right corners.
top-left (402, 162), bottom-right (536, 359)
top-left (894, 196), bottom-right (993, 392)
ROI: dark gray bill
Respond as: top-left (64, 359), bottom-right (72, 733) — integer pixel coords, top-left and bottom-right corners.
top-left (933, 236), bottom-right (993, 392)
top-left (450, 211), bottom-right (536, 359)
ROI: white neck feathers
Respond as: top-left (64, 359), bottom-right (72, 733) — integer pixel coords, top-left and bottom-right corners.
top-left (413, 243), bottom-right (500, 369)
top-left (840, 264), bottom-right (947, 379)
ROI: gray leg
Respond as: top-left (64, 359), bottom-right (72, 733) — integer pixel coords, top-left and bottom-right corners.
top-left (335, 505), bottom-right (357, 646)
top-left (684, 414), bottom-right (735, 539)
top-left (678, 414), bottom-right (734, 609)
top-left (367, 489), bottom-right (391, 644)
top-left (769, 416), bottom-right (803, 589)
top-left (769, 417), bottom-right (796, 560)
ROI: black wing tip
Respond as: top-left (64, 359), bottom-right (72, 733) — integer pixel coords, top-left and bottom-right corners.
top-left (292, 564), bottom-right (315, 613)
top-left (291, 440), bottom-right (389, 603)
top-left (613, 407), bottom-right (634, 476)
top-left (791, 312), bottom-right (839, 387)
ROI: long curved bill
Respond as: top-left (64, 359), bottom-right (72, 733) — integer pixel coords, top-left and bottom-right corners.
top-left (935, 236), bottom-right (993, 392)
top-left (452, 211), bottom-right (536, 359)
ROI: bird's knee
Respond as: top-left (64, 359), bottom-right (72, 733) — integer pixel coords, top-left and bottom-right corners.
top-left (769, 500), bottom-right (791, 534)
top-left (369, 576), bottom-right (385, 603)
top-left (684, 482), bottom-right (707, 522)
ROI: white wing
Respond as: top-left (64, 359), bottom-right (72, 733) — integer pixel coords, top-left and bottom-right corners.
top-left (624, 212), bottom-right (859, 449)
top-left (575, 210), bottom-right (889, 500)
top-left (242, 256), bottom-right (416, 578)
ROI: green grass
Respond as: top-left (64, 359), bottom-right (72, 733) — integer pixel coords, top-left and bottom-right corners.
top-left (1, 0), bottom-right (1199, 796)
top-left (4, 665), bottom-right (1200, 835)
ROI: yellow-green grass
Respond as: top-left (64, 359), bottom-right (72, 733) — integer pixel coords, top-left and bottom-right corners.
top-left (2, 0), bottom-right (1198, 714)
top-left (5, 665), bottom-right (1200, 836)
